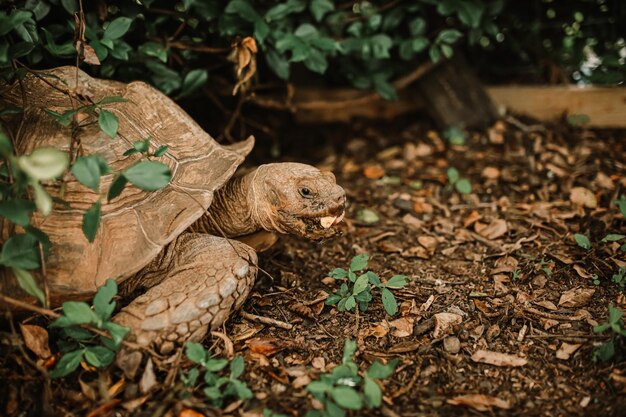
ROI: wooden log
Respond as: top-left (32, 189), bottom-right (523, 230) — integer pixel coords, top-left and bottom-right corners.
top-left (487, 85), bottom-right (626, 128)
top-left (414, 54), bottom-right (498, 129)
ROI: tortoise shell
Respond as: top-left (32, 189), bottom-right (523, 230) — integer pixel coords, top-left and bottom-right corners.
top-left (0, 66), bottom-right (253, 299)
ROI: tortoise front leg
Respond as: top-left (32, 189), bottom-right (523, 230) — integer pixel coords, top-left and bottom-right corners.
top-left (113, 234), bottom-right (257, 354)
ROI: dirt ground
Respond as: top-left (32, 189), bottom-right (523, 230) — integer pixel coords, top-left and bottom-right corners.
top-left (2, 114), bottom-right (626, 417)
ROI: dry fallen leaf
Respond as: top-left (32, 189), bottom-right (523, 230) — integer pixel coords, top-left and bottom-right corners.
top-left (179, 408), bottom-right (206, 417)
top-left (363, 322), bottom-right (389, 338)
top-left (433, 313), bottom-right (462, 338)
top-left (389, 317), bottom-right (414, 337)
top-left (447, 394), bottom-right (511, 411)
top-left (570, 187), bottom-right (597, 208)
top-left (418, 235), bottom-right (438, 251)
top-left (463, 210), bottom-right (482, 228)
top-left (491, 256), bottom-right (518, 274)
top-left (471, 349), bottom-right (528, 367)
top-left (246, 337), bottom-right (284, 356)
top-left (363, 165), bottom-right (385, 179)
top-left (20, 324), bottom-right (51, 359)
top-left (558, 287), bottom-right (595, 308)
top-left (477, 219), bottom-right (508, 240)
top-left (140, 358), bottom-right (157, 394)
top-left (481, 166), bottom-right (500, 179)
top-left (556, 343), bottom-right (582, 360)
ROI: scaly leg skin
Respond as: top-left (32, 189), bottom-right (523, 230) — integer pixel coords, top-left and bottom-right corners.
top-left (114, 234), bottom-right (257, 355)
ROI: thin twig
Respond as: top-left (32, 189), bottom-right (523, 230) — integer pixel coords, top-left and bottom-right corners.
top-left (240, 311), bottom-right (293, 330)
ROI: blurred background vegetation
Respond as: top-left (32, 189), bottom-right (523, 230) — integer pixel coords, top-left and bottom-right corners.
top-left (1, 0), bottom-right (624, 104)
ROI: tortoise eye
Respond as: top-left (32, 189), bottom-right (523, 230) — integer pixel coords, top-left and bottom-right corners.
top-left (299, 187), bottom-right (312, 198)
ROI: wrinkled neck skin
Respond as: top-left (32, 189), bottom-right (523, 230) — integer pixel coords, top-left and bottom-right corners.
top-left (193, 168), bottom-right (273, 238)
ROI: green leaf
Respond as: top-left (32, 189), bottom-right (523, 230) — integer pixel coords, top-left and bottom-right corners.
top-left (18, 148), bottom-right (69, 180)
top-left (447, 167), bottom-right (459, 184)
top-left (49, 349), bottom-right (84, 378)
top-left (352, 274), bottom-right (370, 295)
top-left (103, 17), bottom-right (133, 40)
top-left (154, 145), bottom-right (169, 157)
top-left (13, 268), bottom-right (45, 305)
top-left (98, 109), bottom-right (119, 138)
top-left (205, 358), bottom-right (229, 372)
top-left (331, 386), bottom-right (362, 410)
top-left (180, 69), bottom-right (208, 98)
top-left (139, 41), bottom-right (167, 63)
top-left (61, 301), bottom-right (100, 325)
top-left (594, 340), bottom-right (615, 362)
top-left (381, 287), bottom-right (398, 315)
top-left (265, 49), bottom-right (290, 80)
top-left (440, 43), bottom-right (454, 59)
top-left (409, 17), bottom-right (427, 36)
top-left (230, 355), bottom-right (245, 378)
top-left (123, 161), bottom-right (172, 191)
top-left (342, 339), bottom-right (356, 364)
top-left (366, 359), bottom-right (398, 379)
top-left (438, 29), bottom-right (463, 44)
top-left (455, 178), bottom-right (472, 194)
top-left (574, 233), bottom-right (591, 250)
top-left (616, 195), bottom-right (626, 218)
top-left (0, 233), bottom-right (40, 269)
top-left (0, 199), bottom-right (35, 226)
top-left (344, 295), bottom-right (356, 311)
top-left (385, 275), bottom-right (407, 288)
top-left (329, 267), bottom-right (348, 279)
top-left (229, 379), bottom-right (253, 400)
top-left (371, 34), bottom-right (392, 59)
top-left (185, 341), bottom-right (207, 365)
top-left (367, 271), bottom-right (382, 286)
top-left (350, 254), bottom-right (369, 272)
top-left (31, 180), bottom-right (52, 216)
top-left (363, 377), bottom-right (382, 407)
top-left (325, 294), bottom-right (342, 305)
top-left (82, 201), bottom-right (101, 242)
top-left (310, 0), bottom-right (334, 21)
top-left (225, 0), bottom-right (260, 22)
top-left (93, 279), bottom-right (117, 320)
top-left (602, 234), bottom-right (625, 242)
top-left (107, 175), bottom-right (128, 201)
top-left (304, 48), bottom-right (328, 74)
top-left (307, 380), bottom-right (331, 395)
top-left (71, 155), bottom-right (110, 192)
top-left (429, 44), bottom-right (441, 63)
top-left (294, 23), bottom-right (318, 40)
top-left (265, 0), bottom-right (306, 21)
top-left (102, 321), bottom-right (129, 348)
top-left (84, 346), bottom-right (115, 368)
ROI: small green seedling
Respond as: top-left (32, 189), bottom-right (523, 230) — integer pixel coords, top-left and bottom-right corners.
top-left (536, 257), bottom-right (554, 278)
top-left (574, 233), bottom-right (591, 250)
top-left (446, 167), bottom-right (472, 195)
top-left (593, 305), bottom-right (626, 362)
top-left (611, 268), bottom-right (626, 289)
top-left (49, 279), bottom-right (129, 378)
top-left (305, 340), bottom-right (398, 417)
top-left (442, 126), bottom-right (467, 146)
top-left (123, 137), bottom-right (169, 157)
top-left (181, 342), bottom-right (253, 407)
top-left (615, 194), bottom-right (626, 218)
top-left (326, 254), bottom-right (408, 316)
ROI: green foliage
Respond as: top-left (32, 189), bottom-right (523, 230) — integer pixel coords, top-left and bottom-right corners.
top-left (48, 279), bottom-right (129, 378)
top-left (593, 305), bottom-right (626, 362)
top-left (305, 339), bottom-right (398, 417)
top-left (326, 254), bottom-right (408, 316)
top-left (574, 233), bottom-right (591, 250)
top-left (181, 342), bottom-right (253, 407)
top-left (0, 92), bottom-right (172, 291)
top-left (446, 167), bottom-right (472, 195)
top-left (0, 0), bottom-right (505, 100)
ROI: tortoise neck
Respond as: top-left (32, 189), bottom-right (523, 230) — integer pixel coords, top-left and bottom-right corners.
top-left (192, 170), bottom-right (265, 238)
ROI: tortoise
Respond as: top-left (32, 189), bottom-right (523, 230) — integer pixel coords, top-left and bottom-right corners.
top-left (0, 67), bottom-right (346, 354)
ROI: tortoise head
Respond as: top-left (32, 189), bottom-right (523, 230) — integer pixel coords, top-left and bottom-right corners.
top-left (252, 162), bottom-right (346, 241)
